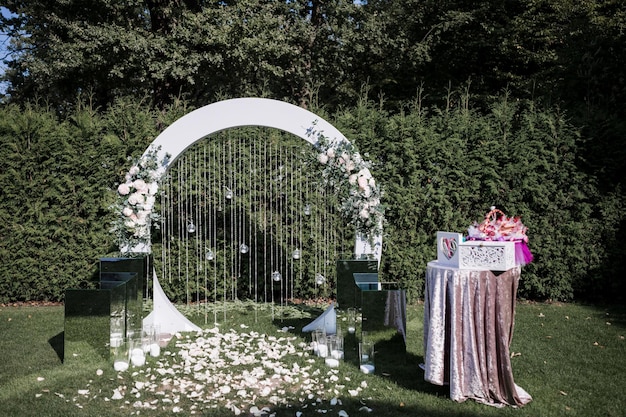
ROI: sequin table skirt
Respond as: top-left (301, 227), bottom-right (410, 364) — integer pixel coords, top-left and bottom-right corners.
top-left (423, 261), bottom-right (532, 407)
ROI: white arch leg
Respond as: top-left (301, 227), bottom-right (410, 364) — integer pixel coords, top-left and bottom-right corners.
top-left (143, 268), bottom-right (201, 335)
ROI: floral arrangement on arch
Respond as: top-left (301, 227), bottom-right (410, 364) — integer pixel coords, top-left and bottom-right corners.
top-left (307, 122), bottom-right (384, 237)
top-left (110, 146), bottom-right (169, 254)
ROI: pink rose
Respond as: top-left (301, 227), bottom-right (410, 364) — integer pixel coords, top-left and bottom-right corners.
top-left (318, 153), bottom-right (329, 164)
top-left (127, 192), bottom-right (144, 206)
top-left (357, 175), bottom-right (369, 190)
top-left (133, 179), bottom-right (147, 193)
top-left (122, 207), bottom-right (134, 217)
top-left (118, 183), bottom-right (131, 196)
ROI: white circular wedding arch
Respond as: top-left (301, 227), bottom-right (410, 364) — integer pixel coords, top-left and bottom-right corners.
top-left (140, 97), bottom-right (382, 333)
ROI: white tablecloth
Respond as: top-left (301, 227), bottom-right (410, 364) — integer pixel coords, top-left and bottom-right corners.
top-left (423, 261), bottom-right (532, 407)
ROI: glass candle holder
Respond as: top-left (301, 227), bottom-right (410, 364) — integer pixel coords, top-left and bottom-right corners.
top-left (346, 308), bottom-right (357, 334)
top-left (359, 341), bottom-right (375, 374)
top-left (112, 341), bottom-right (130, 372)
top-left (130, 337), bottom-right (146, 367)
top-left (312, 328), bottom-right (327, 357)
top-left (325, 335), bottom-right (340, 367)
top-left (149, 325), bottom-right (161, 357)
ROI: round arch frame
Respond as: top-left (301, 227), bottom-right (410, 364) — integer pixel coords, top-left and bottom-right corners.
top-left (141, 98), bottom-right (382, 333)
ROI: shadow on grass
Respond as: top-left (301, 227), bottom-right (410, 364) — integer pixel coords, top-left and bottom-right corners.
top-left (49, 331), bottom-right (65, 362)
top-left (272, 306), bottom-right (453, 410)
top-left (263, 397), bottom-right (484, 417)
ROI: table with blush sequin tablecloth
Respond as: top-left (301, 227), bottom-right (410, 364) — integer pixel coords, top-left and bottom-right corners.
top-left (423, 261), bottom-right (532, 407)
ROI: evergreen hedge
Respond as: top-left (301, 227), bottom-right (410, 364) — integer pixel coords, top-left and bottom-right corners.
top-left (0, 95), bottom-right (623, 303)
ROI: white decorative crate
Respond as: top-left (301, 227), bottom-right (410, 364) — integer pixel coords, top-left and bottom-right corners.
top-left (436, 231), bottom-right (517, 270)
top-left (458, 240), bottom-right (517, 270)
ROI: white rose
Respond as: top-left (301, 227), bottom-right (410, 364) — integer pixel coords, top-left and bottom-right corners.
top-left (148, 182), bottom-right (159, 195)
top-left (128, 166), bottom-right (140, 176)
top-left (133, 179), bottom-right (147, 193)
top-left (326, 148), bottom-right (335, 158)
top-left (118, 183), bottom-right (131, 196)
top-left (359, 208), bottom-right (370, 219)
top-left (349, 174), bottom-right (358, 185)
top-left (122, 207), bottom-right (134, 217)
top-left (369, 178), bottom-right (376, 188)
top-left (144, 196), bottom-right (156, 211)
top-left (127, 192), bottom-right (144, 206)
top-left (318, 153), bottom-right (329, 164)
top-left (346, 160), bottom-right (356, 172)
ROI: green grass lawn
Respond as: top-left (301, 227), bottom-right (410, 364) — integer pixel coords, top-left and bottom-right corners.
top-left (0, 300), bottom-right (624, 417)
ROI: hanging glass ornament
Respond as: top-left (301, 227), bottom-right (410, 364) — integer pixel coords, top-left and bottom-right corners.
top-left (239, 243), bottom-right (249, 254)
top-left (292, 249), bottom-right (301, 260)
top-left (315, 273), bottom-right (326, 285)
top-left (205, 249), bottom-right (214, 261)
top-left (225, 187), bottom-right (233, 200)
top-left (187, 220), bottom-right (196, 234)
top-left (272, 271), bottom-right (282, 282)
top-left (304, 204), bottom-right (311, 216)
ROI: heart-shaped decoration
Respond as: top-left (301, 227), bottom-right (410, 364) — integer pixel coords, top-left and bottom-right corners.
top-left (440, 237), bottom-right (458, 260)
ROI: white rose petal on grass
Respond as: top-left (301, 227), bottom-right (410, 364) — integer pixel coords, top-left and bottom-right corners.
top-left (338, 411), bottom-right (349, 417)
top-left (112, 389), bottom-right (124, 400)
top-left (96, 369), bottom-right (103, 376)
top-left (37, 377), bottom-right (45, 382)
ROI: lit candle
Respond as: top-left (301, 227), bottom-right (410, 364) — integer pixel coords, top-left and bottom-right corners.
top-left (131, 348), bottom-right (145, 366)
top-left (325, 358), bottom-right (340, 367)
top-left (114, 360), bottom-right (129, 372)
top-left (317, 343), bottom-right (328, 358)
top-left (360, 364), bottom-right (375, 374)
top-left (150, 343), bottom-right (161, 357)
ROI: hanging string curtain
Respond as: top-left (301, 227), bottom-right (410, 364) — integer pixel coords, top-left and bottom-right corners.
top-left (153, 127), bottom-right (353, 306)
